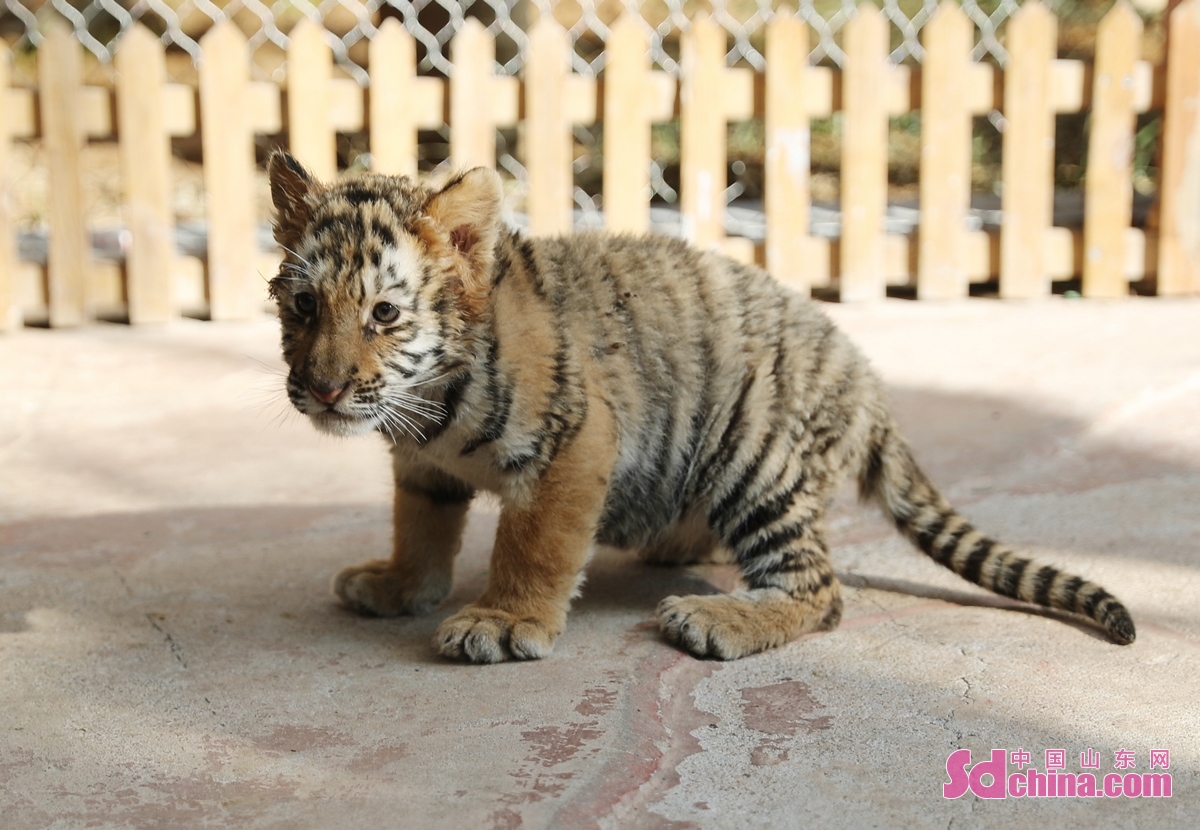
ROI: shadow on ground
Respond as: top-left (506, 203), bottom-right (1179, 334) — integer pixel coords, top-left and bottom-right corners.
top-left (2, 375), bottom-right (1198, 829)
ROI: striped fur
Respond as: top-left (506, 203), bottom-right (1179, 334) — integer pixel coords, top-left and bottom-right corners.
top-left (267, 153), bottom-right (1135, 662)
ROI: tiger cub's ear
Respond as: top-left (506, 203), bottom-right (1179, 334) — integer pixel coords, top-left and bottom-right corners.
top-left (268, 151), bottom-right (318, 250)
top-left (423, 167), bottom-right (503, 289)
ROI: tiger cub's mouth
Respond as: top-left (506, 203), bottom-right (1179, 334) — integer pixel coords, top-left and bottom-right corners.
top-left (308, 407), bottom-right (379, 437)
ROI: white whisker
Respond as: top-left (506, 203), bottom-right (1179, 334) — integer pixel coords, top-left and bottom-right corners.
top-left (384, 394), bottom-right (444, 419)
top-left (391, 388), bottom-right (445, 405)
top-left (241, 353), bottom-right (288, 376)
top-left (278, 263), bottom-right (311, 279)
top-left (373, 409), bottom-right (401, 445)
top-left (403, 367), bottom-right (464, 390)
top-left (379, 402), bottom-right (427, 442)
top-left (279, 244), bottom-right (313, 268)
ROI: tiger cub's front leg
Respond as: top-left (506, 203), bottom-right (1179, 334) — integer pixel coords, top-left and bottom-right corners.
top-left (436, 419), bottom-right (618, 663)
top-left (333, 465), bottom-right (473, 617)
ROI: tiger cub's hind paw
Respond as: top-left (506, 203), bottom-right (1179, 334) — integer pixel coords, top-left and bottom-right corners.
top-left (657, 589), bottom-right (839, 660)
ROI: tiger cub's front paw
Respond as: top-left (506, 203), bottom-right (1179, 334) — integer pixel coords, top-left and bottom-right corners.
top-left (435, 605), bottom-right (560, 663)
top-left (333, 559), bottom-right (450, 617)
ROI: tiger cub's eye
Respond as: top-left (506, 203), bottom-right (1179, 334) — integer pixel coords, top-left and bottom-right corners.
top-left (295, 292), bottom-right (317, 315)
top-left (373, 302), bottom-right (400, 324)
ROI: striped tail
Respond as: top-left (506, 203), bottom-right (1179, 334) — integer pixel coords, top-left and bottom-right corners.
top-left (858, 422), bottom-right (1135, 645)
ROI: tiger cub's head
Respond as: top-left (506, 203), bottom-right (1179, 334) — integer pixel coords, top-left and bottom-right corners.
top-left (266, 152), bottom-right (503, 438)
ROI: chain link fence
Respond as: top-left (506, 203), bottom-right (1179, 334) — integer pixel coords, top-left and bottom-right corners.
top-left (0, 1), bottom-right (1042, 75)
top-left (0, 0), bottom-right (1161, 237)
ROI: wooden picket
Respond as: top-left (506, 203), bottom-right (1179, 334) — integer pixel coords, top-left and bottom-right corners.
top-left (115, 24), bottom-right (174, 324)
top-left (288, 19), bottom-right (337, 181)
top-left (602, 15), bottom-right (675, 235)
top-left (917, 3), bottom-right (973, 300)
top-left (2, 2), bottom-right (1198, 331)
top-left (451, 19), bottom-right (505, 170)
top-left (368, 19), bottom-right (443, 178)
top-left (839, 4), bottom-right (890, 301)
top-left (0, 41), bottom-right (15, 332)
top-left (369, 20), bottom-right (419, 177)
top-left (1083, 1), bottom-right (1142, 298)
top-left (765, 17), bottom-right (817, 293)
top-left (524, 18), bottom-right (575, 236)
top-left (199, 21), bottom-right (259, 321)
top-left (1000, 2), bottom-right (1058, 299)
top-left (1158, 0), bottom-right (1200, 295)
top-left (680, 17), bottom-right (728, 252)
top-left (40, 18), bottom-right (89, 327)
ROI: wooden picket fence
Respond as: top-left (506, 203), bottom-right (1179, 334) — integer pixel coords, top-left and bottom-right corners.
top-left (2, 0), bottom-right (1200, 331)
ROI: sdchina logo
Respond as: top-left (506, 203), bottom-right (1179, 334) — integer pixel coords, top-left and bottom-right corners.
top-left (943, 748), bottom-right (1172, 799)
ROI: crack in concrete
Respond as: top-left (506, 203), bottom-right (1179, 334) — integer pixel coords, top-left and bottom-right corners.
top-left (958, 676), bottom-right (973, 705)
top-left (145, 613), bottom-right (187, 669)
top-left (852, 576), bottom-right (922, 652)
top-left (109, 564), bottom-right (135, 598)
top-left (928, 646), bottom-right (985, 754)
top-left (108, 561), bottom-right (188, 670)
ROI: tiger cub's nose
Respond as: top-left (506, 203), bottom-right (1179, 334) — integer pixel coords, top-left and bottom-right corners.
top-left (309, 381), bottom-right (350, 405)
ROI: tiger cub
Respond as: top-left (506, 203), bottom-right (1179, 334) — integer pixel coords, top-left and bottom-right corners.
top-left (266, 151), bottom-right (1135, 662)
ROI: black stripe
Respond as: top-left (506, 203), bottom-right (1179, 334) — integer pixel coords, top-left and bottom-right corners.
top-left (771, 559), bottom-right (830, 579)
top-left (345, 248), bottom-right (366, 301)
top-left (1081, 588), bottom-right (1111, 618)
top-left (312, 213), bottom-right (360, 242)
top-left (959, 538), bottom-right (995, 585)
top-left (399, 480), bottom-right (474, 505)
top-left (724, 479), bottom-right (802, 552)
top-left (679, 403), bottom-right (709, 495)
top-left (994, 556), bottom-right (1029, 599)
top-left (371, 218), bottom-right (396, 248)
top-left (340, 187), bottom-right (377, 207)
top-left (1058, 576), bottom-right (1085, 612)
top-left (735, 521), bottom-right (809, 566)
top-left (707, 432), bottom-right (776, 534)
top-left (935, 523), bottom-right (973, 564)
top-left (437, 171), bottom-right (467, 194)
top-left (690, 373), bottom-right (755, 500)
top-left (728, 260), bottom-right (754, 338)
top-left (803, 323), bottom-right (836, 388)
top-left (859, 436), bottom-right (886, 501)
top-left (767, 302), bottom-right (789, 414)
top-left (461, 341), bottom-right (513, 456)
top-left (422, 372), bottom-right (471, 443)
top-left (891, 446), bottom-right (927, 509)
top-left (646, 403), bottom-right (679, 489)
top-left (540, 333), bottom-right (582, 465)
top-left (1032, 566), bottom-right (1059, 607)
top-left (493, 245), bottom-right (513, 288)
top-left (499, 451), bottom-right (539, 474)
top-left (461, 387), bottom-right (512, 455)
top-left (913, 512), bottom-right (949, 553)
top-left (281, 152), bottom-right (311, 179)
top-left (519, 239), bottom-right (544, 297)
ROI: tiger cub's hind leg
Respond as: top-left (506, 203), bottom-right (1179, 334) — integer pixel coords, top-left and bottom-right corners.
top-left (657, 501), bottom-right (842, 660)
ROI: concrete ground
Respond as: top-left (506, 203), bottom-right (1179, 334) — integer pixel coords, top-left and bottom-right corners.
top-left (2, 298), bottom-right (1198, 829)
